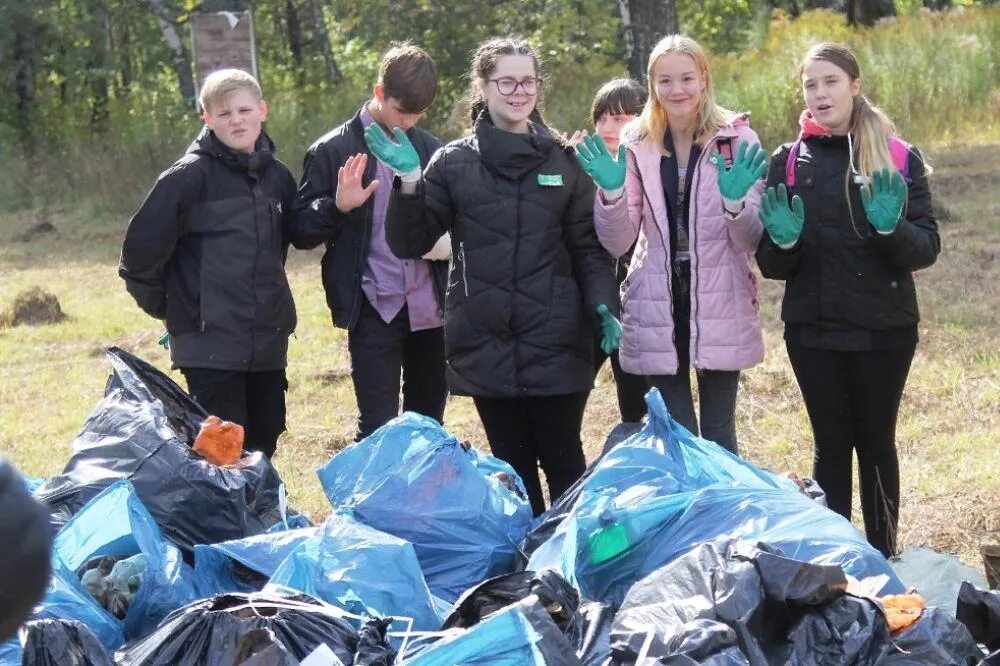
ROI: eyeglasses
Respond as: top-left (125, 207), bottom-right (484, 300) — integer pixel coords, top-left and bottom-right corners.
top-left (487, 77), bottom-right (540, 96)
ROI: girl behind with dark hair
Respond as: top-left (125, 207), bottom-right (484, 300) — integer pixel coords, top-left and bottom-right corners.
top-left (356, 37), bottom-right (622, 516)
top-left (756, 42), bottom-right (940, 557)
top-left (578, 78), bottom-right (650, 427)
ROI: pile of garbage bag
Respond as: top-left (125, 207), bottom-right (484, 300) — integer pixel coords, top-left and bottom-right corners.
top-left (4, 347), bottom-right (996, 664)
top-left (34, 348), bottom-right (288, 552)
top-left (317, 412), bottom-right (533, 602)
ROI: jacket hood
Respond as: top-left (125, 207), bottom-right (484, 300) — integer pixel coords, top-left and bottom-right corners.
top-left (187, 125), bottom-right (277, 173)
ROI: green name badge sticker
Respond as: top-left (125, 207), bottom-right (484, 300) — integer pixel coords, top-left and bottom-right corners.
top-left (537, 173), bottom-right (564, 187)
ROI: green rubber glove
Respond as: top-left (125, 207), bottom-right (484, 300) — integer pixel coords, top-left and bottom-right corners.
top-left (158, 329), bottom-right (170, 350)
top-left (575, 134), bottom-right (627, 193)
top-left (363, 124), bottom-right (420, 178)
top-left (712, 140), bottom-right (768, 203)
top-left (861, 166), bottom-right (907, 234)
top-left (759, 184), bottom-right (805, 247)
top-left (596, 304), bottom-right (623, 354)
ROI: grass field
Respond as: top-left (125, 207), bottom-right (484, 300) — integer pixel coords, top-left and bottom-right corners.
top-left (0, 144), bottom-right (996, 574)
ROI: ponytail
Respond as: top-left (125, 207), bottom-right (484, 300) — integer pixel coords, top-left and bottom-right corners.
top-left (850, 94), bottom-right (896, 183)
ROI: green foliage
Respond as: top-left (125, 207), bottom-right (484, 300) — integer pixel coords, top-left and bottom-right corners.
top-left (712, 6), bottom-right (1000, 152)
top-left (0, 2), bottom-right (998, 216)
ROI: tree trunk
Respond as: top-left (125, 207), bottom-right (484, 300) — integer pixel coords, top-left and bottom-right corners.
top-left (618, 0), bottom-right (679, 83)
top-left (802, 0), bottom-right (845, 10)
top-left (306, 0), bottom-right (342, 85)
top-left (848, 0), bottom-right (895, 25)
top-left (285, 0), bottom-right (304, 70)
top-left (12, 18), bottom-right (37, 143)
top-left (88, 0), bottom-right (112, 134)
top-left (145, 0), bottom-right (197, 107)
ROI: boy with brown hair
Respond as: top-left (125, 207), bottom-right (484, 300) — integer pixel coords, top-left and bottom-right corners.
top-left (290, 43), bottom-right (448, 440)
top-left (120, 68), bottom-right (299, 458)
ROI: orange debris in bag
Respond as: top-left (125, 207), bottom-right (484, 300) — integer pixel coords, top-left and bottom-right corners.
top-left (881, 593), bottom-right (926, 633)
top-left (192, 415), bottom-right (244, 466)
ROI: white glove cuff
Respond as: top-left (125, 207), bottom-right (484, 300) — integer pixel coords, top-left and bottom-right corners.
top-left (722, 195), bottom-right (745, 215)
top-left (601, 186), bottom-right (625, 202)
top-left (399, 168), bottom-right (422, 183)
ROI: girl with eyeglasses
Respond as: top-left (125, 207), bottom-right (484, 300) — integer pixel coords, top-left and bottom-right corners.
top-left (359, 37), bottom-right (621, 515)
top-left (756, 43), bottom-right (939, 558)
top-left (576, 35), bottom-right (768, 456)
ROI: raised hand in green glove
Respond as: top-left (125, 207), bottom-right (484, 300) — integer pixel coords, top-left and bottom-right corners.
top-left (363, 124), bottom-right (421, 179)
top-left (759, 184), bottom-right (805, 247)
top-left (596, 304), bottom-right (623, 354)
top-left (713, 140), bottom-right (768, 203)
top-left (861, 166), bottom-right (907, 234)
top-left (575, 134), bottom-right (627, 193)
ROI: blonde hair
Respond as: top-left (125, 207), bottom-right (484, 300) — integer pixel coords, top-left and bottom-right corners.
top-left (800, 43), bottom-right (898, 182)
top-left (199, 68), bottom-right (262, 113)
top-left (633, 35), bottom-right (735, 155)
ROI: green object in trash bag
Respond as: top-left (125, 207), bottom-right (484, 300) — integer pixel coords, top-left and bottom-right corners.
top-left (587, 521), bottom-right (630, 565)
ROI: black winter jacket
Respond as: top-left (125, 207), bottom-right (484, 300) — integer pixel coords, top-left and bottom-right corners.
top-left (386, 117), bottom-right (618, 398)
top-left (289, 106), bottom-right (447, 330)
top-left (755, 135), bottom-right (939, 349)
top-left (0, 457), bottom-right (53, 641)
top-left (120, 128), bottom-right (298, 371)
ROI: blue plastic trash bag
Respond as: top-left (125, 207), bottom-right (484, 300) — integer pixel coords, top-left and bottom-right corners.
top-left (576, 388), bottom-right (795, 498)
top-left (193, 527), bottom-right (317, 597)
top-left (54, 480), bottom-right (195, 639)
top-left (521, 389), bottom-right (796, 560)
top-left (530, 484), bottom-right (902, 606)
top-left (264, 512), bottom-right (444, 631)
top-left (23, 476), bottom-right (44, 493)
top-left (0, 558), bottom-right (126, 665)
top-left (317, 412), bottom-right (532, 602)
top-left (526, 390), bottom-right (901, 606)
top-left (403, 597), bottom-right (582, 665)
top-left (891, 547), bottom-right (989, 616)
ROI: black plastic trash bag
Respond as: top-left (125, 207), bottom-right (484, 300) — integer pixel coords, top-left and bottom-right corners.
top-left (34, 347), bottom-right (286, 552)
top-left (609, 539), bottom-right (895, 665)
top-left (879, 606), bottom-right (984, 664)
top-left (115, 593), bottom-right (395, 666)
top-left (957, 581), bottom-right (1000, 652)
top-left (566, 601), bottom-right (615, 666)
top-left (19, 618), bottom-right (114, 666)
top-left (442, 569), bottom-right (580, 631)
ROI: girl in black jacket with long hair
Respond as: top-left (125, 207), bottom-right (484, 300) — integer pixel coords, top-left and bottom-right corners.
top-left (756, 43), bottom-right (940, 557)
top-left (350, 37), bottom-right (622, 515)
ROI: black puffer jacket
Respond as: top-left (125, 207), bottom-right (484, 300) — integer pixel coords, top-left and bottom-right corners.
top-left (120, 128), bottom-right (298, 371)
top-left (289, 106), bottom-right (446, 330)
top-left (386, 117), bottom-right (617, 397)
top-left (755, 135), bottom-right (939, 348)
top-left (0, 457), bottom-right (53, 641)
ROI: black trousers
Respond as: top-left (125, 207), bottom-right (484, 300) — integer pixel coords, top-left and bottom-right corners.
top-left (181, 367), bottom-right (287, 458)
top-left (593, 342), bottom-right (648, 424)
top-left (473, 393), bottom-right (589, 517)
top-left (785, 337), bottom-right (916, 558)
top-left (347, 299), bottom-right (447, 440)
top-left (645, 292), bottom-right (740, 455)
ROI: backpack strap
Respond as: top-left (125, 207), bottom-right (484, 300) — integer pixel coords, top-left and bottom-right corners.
top-left (784, 139), bottom-right (803, 188)
top-left (888, 136), bottom-right (912, 183)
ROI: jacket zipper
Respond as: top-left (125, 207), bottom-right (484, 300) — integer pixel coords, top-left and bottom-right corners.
top-left (459, 241), bottom-right (469, 297)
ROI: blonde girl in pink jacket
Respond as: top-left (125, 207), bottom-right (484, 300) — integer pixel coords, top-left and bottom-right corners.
top-left (575, 35), bottom-right (767, 454)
